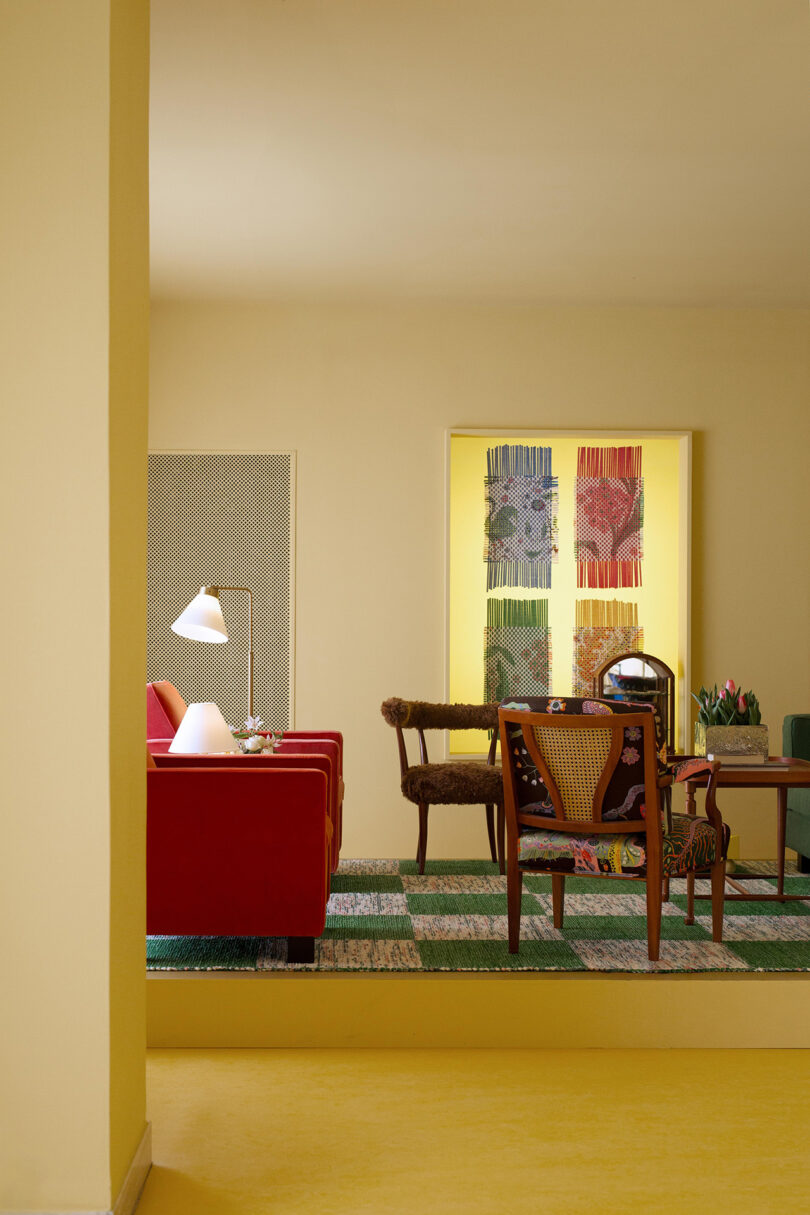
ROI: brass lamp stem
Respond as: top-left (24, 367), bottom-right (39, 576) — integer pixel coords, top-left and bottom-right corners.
top-left (201, 584), bottom-right (254, 718)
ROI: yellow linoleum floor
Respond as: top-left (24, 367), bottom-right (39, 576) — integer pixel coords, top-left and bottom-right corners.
top-left (139, 1048), bottom-right (810, 1214)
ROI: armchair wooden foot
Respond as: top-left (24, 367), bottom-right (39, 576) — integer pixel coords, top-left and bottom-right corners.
top-left (287, 936), bottom-right (315, 964)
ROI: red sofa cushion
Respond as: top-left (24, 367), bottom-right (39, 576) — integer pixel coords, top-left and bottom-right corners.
top-left (147, 681), bottom-right (188, 738)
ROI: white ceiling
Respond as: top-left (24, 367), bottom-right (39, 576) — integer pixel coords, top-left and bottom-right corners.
top-left (149, 0), bottom-right (810, 305)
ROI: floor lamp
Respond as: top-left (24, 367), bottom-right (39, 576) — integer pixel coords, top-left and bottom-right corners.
top-left (172, 585), bottom-right (255, 718)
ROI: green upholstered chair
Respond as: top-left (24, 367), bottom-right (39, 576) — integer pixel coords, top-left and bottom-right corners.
top-left (784, 715), bottom-right (810, 873)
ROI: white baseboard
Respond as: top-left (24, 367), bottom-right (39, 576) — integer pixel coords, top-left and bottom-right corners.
top-left (113, 1122), bottom-right (152, 1215)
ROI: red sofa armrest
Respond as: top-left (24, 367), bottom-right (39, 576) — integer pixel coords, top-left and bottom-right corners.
top-left (152, 748), bottom-right (342, 869)
top-left (147, 766), bottom-right (329, 937)
top-left (283, 731), bottom-right (343, 774)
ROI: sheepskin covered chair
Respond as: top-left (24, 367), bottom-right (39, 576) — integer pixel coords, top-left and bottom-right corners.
top-left (380, 698), bottom-right (504, 874)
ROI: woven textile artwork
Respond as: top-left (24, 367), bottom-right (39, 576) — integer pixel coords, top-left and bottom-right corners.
top-left (484, 599), bottom-right (550, 703)
top-left (572, 600), bottom-right (643, 697)
top-left (575, 446), bottom-right (644, 588)
top-left (146, 858), bottom-right (810, 974)
top-left (484, 445), bottom-right (558, 590)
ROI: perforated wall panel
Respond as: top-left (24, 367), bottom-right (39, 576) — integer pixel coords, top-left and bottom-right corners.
top-left (147, 451), bottom-right (295, 730)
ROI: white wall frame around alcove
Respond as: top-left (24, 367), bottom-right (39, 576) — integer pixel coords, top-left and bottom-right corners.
top-left (147, 447), bottom-right (297, 731)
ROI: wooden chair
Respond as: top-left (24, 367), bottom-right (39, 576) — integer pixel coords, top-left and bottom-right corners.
top-left (498, 697), bottom-right (727, 961)
top-left (381, 699), bottom-right (505, 874)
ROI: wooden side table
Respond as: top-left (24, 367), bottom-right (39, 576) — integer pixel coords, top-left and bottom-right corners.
top-left (683, 756), bottom-right (810, 918)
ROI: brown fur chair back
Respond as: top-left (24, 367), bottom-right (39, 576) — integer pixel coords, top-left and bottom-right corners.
top-left (380, 698), bottom-right (498, 732)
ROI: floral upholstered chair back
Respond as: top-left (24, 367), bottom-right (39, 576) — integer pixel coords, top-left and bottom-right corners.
top-left (500, 696), bottom-right (662, 825)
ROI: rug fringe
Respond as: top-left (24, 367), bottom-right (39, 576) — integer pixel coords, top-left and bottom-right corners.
top-left (575, 599), bottom-right (639, 628)
top-left (487, 444), bottom-right (553, 479)
top-left (577, 559), bottom-right (643, 589)
top-left (486, 597), bottom-right (548, 628)
top-left (576, 445), bottom-right (642, 478)
top-left (486, 560), bottom-right (552, 590)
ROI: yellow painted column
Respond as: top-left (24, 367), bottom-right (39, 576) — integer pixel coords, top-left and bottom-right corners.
top-left (0, 2), bottom-right (149, 1211)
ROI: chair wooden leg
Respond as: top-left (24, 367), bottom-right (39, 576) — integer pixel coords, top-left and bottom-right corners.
top-left (684, 871), bottom-right (695, 925)
top-left (662, 877), bottom-right (670, 903)
top-left (496, 804), bottom-right (505, 876)
top-left (485, 803), bottom-right (497, 863)
top-left (507, 858), bottom-right (523, 953)
top-left (416, 802), bottom-right (429, 875)
top-left (646, 863), bottom-right (663, 962)
top-left (710, 857), bottom-right (725, 942)
top-left (551, 873), bottom-right (565, 929)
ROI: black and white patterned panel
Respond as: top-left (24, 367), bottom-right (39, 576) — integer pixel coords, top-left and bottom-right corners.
top-left (147, 451), bottom-right (294, 730)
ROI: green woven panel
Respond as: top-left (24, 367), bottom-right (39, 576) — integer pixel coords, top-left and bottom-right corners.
top-left (558, 915), bottom-right (711, 942)
top-left (725, 941), bottom-right (810, 969)
top-left (328, 874), bottom-right (404, 893)
top-left (323, 915), bottom-right (414, 940)
top-left (416, 939), bottom-right (585, 971)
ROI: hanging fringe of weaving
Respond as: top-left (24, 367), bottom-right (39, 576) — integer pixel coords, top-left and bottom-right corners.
top-left (484, 445), bottom-right (558, 591)
top-left (572, 599), bottom-right (643, 697)
top-left (575, 445), bottom-right (644, 589)
top-left (484, 598), bottom-right (551, 703)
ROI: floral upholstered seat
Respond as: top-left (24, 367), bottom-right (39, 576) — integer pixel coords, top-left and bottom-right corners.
top-left (519, 811), bottom-right (723, 876)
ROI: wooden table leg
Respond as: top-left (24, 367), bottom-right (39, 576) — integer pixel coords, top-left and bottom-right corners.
top-left (685, 781), bottom-right (696, 817)
top-left (684, 781), bottom-right (697, 923)
top-left (685, 871), bottom-right (695, 924)
top-left (777, 786), bottom-right (787, 899)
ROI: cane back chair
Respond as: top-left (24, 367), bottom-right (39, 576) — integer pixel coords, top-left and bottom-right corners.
top-left (381, 698), bottom-right (504, 874)
top-left (498, 696), bottom-right (727, 961)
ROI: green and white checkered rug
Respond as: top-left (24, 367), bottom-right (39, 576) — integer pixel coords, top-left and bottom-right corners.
top-left (146, 858), bottom-right (810, 973)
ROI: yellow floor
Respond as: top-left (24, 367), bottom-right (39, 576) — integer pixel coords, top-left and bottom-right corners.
top-left (138, 1048), bottom-right (810, 1214)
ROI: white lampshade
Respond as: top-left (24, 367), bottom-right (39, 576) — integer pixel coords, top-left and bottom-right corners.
top-left (172, 591), bottom-right (228, 644)
top-left (169, 702), bottom-right (239, 754)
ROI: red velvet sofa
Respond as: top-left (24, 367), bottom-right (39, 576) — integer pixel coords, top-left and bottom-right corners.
top-left (146, 681), bottom-right (344, 962)
top-left (147, 681), bottom-right (344, 868)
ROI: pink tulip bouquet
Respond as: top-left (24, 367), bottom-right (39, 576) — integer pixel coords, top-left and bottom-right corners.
top-left (692, 680), bottom-right (761, 727)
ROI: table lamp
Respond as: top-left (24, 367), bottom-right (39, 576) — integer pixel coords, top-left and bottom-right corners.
top-left (168, 701), bottom-right (239, 754)
top-left (172, 585), bottom-right (254, 717)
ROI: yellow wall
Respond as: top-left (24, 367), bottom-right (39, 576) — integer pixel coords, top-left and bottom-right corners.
top-left (149, 301), bottom-right (810, 860)
top-left (0, 1), bottom-right (149, 1209)
top-left (109, 0), bottom-right (150, 1200)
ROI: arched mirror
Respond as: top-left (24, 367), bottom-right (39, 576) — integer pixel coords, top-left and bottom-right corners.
top-left (592, 651), bottom-right (676, 757)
